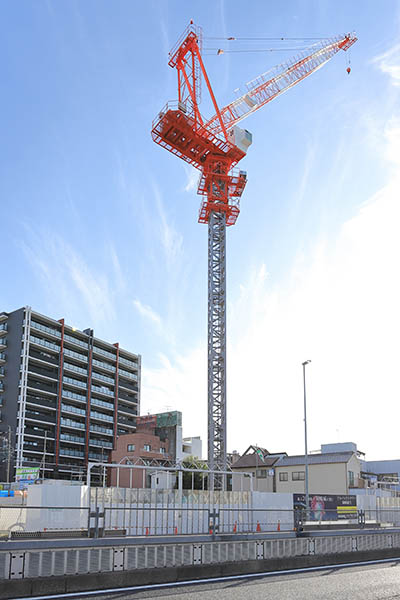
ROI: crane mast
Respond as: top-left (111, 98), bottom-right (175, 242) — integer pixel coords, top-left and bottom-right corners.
top-left (151, 23), bottom-right (357, 490)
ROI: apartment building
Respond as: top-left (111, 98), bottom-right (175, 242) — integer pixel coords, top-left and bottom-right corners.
top-left (0, 306), bottom-right (140, 482)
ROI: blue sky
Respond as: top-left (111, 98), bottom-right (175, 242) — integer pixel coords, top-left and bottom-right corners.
top-left (2, 1), bottom-right (400, 460)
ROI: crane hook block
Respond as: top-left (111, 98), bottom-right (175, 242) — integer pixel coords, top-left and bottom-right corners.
top-left (346, 67), bottom-right (351, 74)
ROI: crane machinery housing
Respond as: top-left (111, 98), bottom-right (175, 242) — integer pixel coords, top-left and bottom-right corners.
top-left (151, 22), bottom-right (357, 490)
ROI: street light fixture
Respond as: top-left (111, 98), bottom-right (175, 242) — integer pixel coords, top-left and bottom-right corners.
top-left (302, 360), bottom-right (311, 519)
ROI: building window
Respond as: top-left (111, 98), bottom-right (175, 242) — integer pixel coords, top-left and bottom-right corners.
top-left (279, 472), bottom-right (288, 482)
top-left (127, 444), bottom-right (135, 452)
top-left (348, 470), bottom-right (355, 487)
top-left (256, 469), bottom-right (267, 478)
top-left (292, 471), bottom-right (305, 481)
top-left (160, 447), bottom-right (166, 454)
top-left (143, 444), bottom-right (151, 452)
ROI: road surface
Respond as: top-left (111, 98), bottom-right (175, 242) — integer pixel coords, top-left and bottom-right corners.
top-left (26, 560), bottom-right (400, 600)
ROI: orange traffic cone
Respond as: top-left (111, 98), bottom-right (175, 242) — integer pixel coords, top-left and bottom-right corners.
top-left (233, 521), bottom-right (237, 533)
top-left (145, 527), bottom-right (149, 536)
top-left (277, 520), bottom-right (281, 532)
top-left (256, 521), bottom-right (261, 532)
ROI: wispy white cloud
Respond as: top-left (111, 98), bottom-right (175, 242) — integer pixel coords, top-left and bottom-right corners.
top-left (152, 181), bottom-right (183, 271)
top-left (182, 165), bottom-right (198, 193)
top-left (133, 299), bottom-right (162, 327)
top-left (373, 44), bottom-right (400, 87)
top-left (19, 231), bottom-right (118, 327)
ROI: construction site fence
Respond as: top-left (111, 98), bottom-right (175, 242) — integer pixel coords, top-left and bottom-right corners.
top-left (2, 506), bottom-right (400, 539)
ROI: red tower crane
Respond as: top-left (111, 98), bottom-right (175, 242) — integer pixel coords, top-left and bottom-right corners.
top-left (151, 23), bottom-right (357, 490)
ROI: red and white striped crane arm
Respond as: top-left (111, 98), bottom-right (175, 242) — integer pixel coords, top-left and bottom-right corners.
top-left (205, 33), bottom-right (357, 136)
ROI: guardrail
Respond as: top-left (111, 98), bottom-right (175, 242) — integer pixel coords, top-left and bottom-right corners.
top-left (2, 531), bottom-right (400, 581)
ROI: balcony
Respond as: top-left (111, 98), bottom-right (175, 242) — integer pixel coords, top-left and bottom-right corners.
top-left (0, 367), bottom-right (4, 378)
top-left (118, 356), bottom-right (138, 370)
top-left (90, 410), bottom-right (113, 423)
top-left (60, 432), bottom-right (85, 445)
top-left (92, 358), bottom-right (115, 373)
top-left (63, 376), bottom-right (87, 391)
top-left (28, 365), bottom-right (58, 382)
top-left (29, 335), bottom-right (59, 353)
top-left (0, 353), bottom-right (5, 364)
top-left (26, 394), bottom-right (57, 411)
top-left (118, 392), bottom-right (138, 404)
top-left (89, 438), bottom-right (113, 449)
top-left (61, 403), bottom-right (86, 417)
top-left (26, 378), bottom-right (57, 396)
top-left (92, 346), bottom-right (117, 362)
top-left (91, 384), bottom-right (114, 398)
top-left (59, 447), bottom-right (85, 459)
top-left (24, 427), bottom-right (55, 440)
top-left (25, 410), bottom-right (56, 425)
top-left (90, 424), bottom-right (113, 436)
top-left (0, 338), bottom-right (7, 350)
top-left (62, 389), bottom-right (87, 405)
top-left (63, 348), bottom-right (87, 364)
top-left (91, 370), bottom-right (115, 386)
top-left (30, 320), bottom-right (61, 340)
top-left (0, 323), bottom-right (8, 337)
top-left (119, 380), bottom-right (139, 393)
top-left (63, 362), bottom-right (87, 377)
top-left (0, 313), bottom-right (7, 323)
top-left (118, 368), bottom-right (138, 381)
top-left (60, 417), bottom-right (86, 430)
top-left (117, 416), bottom-right (136, 429)
top-left (63, 333), bottom-right (89, 352)
top-left (91, 396), bottom-right (114, 411)
top-left (118, 404), bottom-right (137, 417)
top-left (29, 348), bottom-right (59, 367)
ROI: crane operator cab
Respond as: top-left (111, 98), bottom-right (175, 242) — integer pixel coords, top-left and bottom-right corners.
top-left (227, 125), bottom-right (253, 154)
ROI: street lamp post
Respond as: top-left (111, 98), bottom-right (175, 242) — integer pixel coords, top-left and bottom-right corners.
top-left (302, 360), bottom-right (311, 519)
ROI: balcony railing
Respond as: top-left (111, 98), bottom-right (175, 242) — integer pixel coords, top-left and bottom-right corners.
top-left (92, 346), bottom-right (117, 361)
top-left (30, 321), bottom-right (61, 339)
top-left (30, 335), bottom-right (59, 353)
top-left (0, 338), bottom-right (7, 348)
top-left (64, 348), bottom-right (87, 363)
top-left (89, 438), bottom-right (113, 449)
top-left (26, 395), bottom-right (57, 410)
top-left (90, 424), bottom-right (113, 436)
top-left (62, 389), bottom-right (87, 403)
top-left (60, 432), bottom-right (85, 444)
top-left (92, 358), bottom-right (115, 373)
top-left (25, 410), bottom-right (55, 424)
top-left (60, 417), bottom-right (85, 430)
top-left (64, 333), bottom-right (88, 350)
top-left (0, 323), bottom-right (8, 334)
top-left (90, 410), bottom-right (113, 423)
top-left (61, 403), bottom-right (86, 416)
top-left (91, 397), bottom-right (114, 411)
top-left (63, 362), bottom-right (87, 376)
top-left (91, 370), bottom-right (114, 385)
top-left (59, 447), bottom-right (85, 458)
top-left (0, 352), bottom-right (5, 362)
top-left (63, 376), bottom-right (87, 390)
top-left (118, 356), bottom-right (138, 370)
top-left (91, 384), bottom-right (113, 397)
top-left (118, 368), bottom-right (138, 381)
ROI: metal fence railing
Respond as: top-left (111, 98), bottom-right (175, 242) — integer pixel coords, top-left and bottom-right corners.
top-left (2, 505), bottom-right (400, 540)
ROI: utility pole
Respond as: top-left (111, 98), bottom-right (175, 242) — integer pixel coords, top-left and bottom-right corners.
top-left (6, 426), bottom-right (12, 484)
top-left (41, 430), bottom-right (47, 481)
top-left (302, 360), bottom-right (311, 518)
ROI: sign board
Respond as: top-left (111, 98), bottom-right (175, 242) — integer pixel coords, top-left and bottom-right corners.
top-left (293, 493), bottom-right (357, 520)
top-left (15, 467), bottom-right (40, 485)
